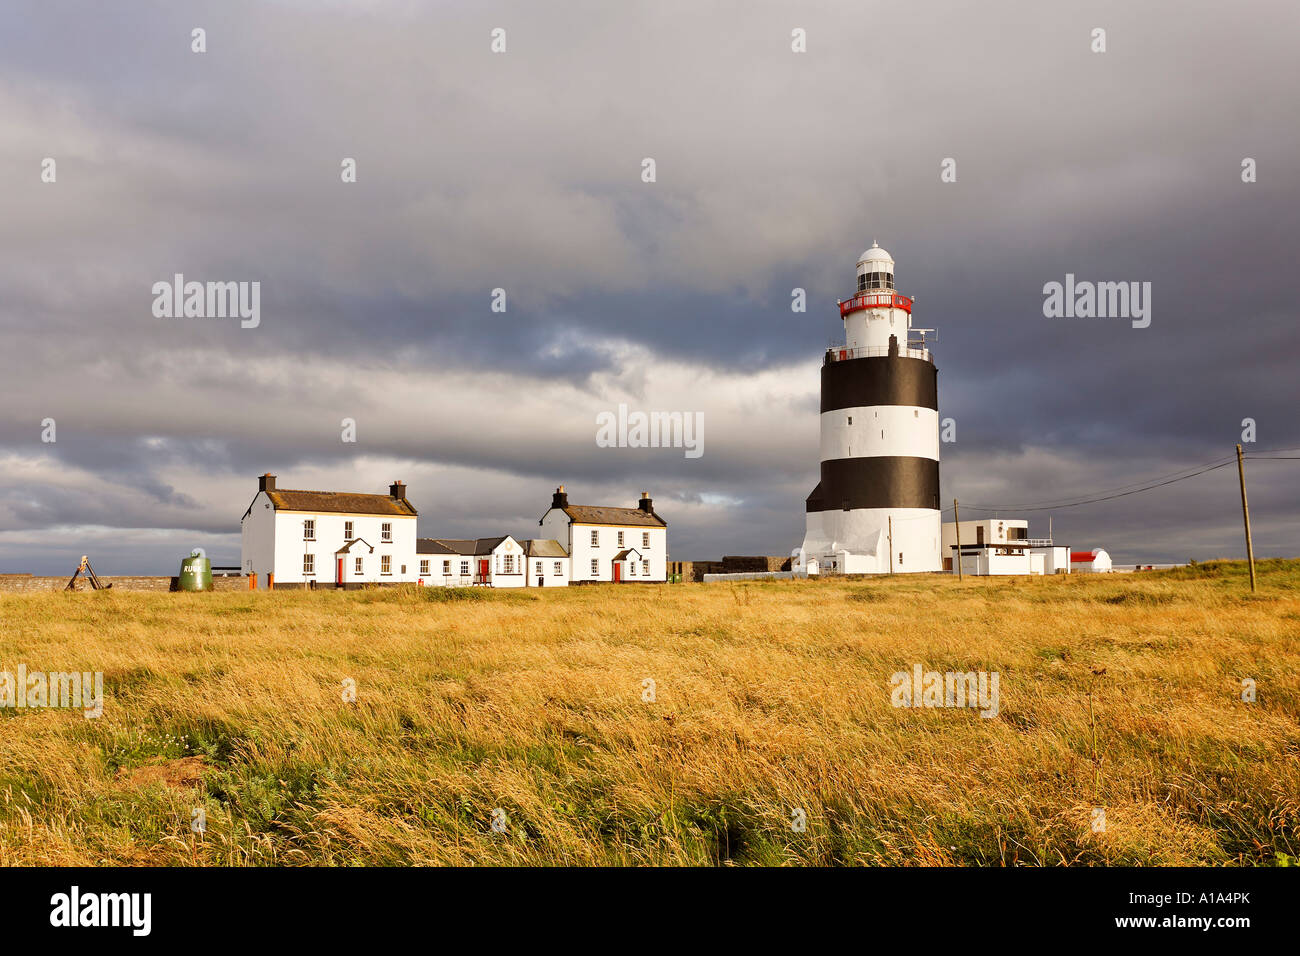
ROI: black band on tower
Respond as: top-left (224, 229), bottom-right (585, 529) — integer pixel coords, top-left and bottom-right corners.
top-left (806, 456), bottom-right (940, 513)
top-left (821, 355), bottom-right (938, 413)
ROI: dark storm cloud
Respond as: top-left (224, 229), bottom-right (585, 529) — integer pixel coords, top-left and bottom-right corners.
top-left (1, 0), bottom-right (1297, 572)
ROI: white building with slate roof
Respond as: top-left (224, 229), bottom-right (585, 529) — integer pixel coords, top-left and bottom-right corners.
top-left (538, 486), bottom-right (667, 583)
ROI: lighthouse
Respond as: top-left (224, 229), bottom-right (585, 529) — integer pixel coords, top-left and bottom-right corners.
top-left (793, 242), bottom-right (942, 574)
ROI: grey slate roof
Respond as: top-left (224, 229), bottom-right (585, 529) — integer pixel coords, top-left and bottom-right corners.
top-left (418, 536), bottom-right (513, 556)
top-left (558, 505), bottom-right (665, 527)
top-left (267, 489), bottom-right (417, 516)
top-left (522, 539), bottom-right (568, 558)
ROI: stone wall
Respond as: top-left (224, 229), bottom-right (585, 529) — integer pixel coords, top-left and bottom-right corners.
top-left (667, 556), bottom-right (790, 582)
top-left (0, 574), bottom-right (249, 593)
top-left (721, 555), bottom-right (793, 573)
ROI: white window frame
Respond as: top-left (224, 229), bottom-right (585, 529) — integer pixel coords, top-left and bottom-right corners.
top-left (381, 522), bottom-right (392, 542)
top-left (442, 560), bottom-right (451, 574)
top-left (303, 519), bottom-right (315, 541)
top-left (419, 559), bottom-right (430, 575)
top-left (642, 560), bottom-right (650, 576)
top-left (590, 558), bottom-right (598, 576)
top-left (381, 555), bottom-right (392, 575)
top-left (303, 553), bottom-right (315, 575)
top-left (642, 532), bottom-right (650, 549)
top-left (617, 530), bottom-right (625, 547)
top-left (553, 561), bottom-right (563, 576)
top-left (354, 556), bottom-right (363, 574)
top-left (344, 520), bottom-right (353, 539)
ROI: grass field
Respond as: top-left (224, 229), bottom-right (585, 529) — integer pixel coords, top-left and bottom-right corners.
top-left (1, 559), bottom-right (1297, 866)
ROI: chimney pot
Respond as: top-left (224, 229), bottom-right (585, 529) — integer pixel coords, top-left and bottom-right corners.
top-left (259, 473), bottom-right (277, 493)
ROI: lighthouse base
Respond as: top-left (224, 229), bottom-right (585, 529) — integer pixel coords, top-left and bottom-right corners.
top-left (794, 507), bottom-right (941, 575)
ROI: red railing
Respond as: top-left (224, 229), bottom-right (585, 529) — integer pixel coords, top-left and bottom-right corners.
top-left (838, 292), bottom-right (912, 317)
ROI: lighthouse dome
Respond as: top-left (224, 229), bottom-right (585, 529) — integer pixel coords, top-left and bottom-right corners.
top-left (856, 240), bottom-right (894, 274)
top-left (855, 240), bottom-right (895, 292)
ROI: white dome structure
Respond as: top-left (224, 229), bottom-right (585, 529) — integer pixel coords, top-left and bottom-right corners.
top-left (856, 240), bottom-right (895, 275)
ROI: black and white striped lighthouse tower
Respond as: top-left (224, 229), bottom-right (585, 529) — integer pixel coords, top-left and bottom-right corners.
top-left (793, 242), bottom-right (941, 574)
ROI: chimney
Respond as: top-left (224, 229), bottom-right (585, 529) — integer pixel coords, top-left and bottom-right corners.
top-left (638, 491), bottom-right (654, 513)
top-left (389, 480), bottom-right (407, 500)
top-left (552, 485), bottom-right (569, 509)
top-left (259, 473), bottom-right (276, 493)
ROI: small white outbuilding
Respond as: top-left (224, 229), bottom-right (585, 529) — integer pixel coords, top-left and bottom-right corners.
top-left (1070, 549), bottom-right (1113, 573)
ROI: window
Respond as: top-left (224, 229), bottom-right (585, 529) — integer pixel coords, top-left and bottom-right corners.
top-left (590, 529), bottom-right (599, 547)
top-left (303, 519), bottom-right (315, 541)
top-left (855, 270), bottom-right (895, 293)
top-left (419, 560), bottom-right (430, 575)
top-left (617, 531), bottom-right (625, 547)
top-left (642, 532), bottom-right (649, 549)
top-left (381, 555), bottom-right (392, 575)
top-left (442, 560), bottom-right (451, 574)
top-left (344, 520), bottom-right (353, 539)
top-left (303, 554), bottom-right (315, 574)
top-left (460, 561), bottom-right (470, 575)
top-left (642, 561), bottom-right (649, 576)
top-left (590, 559), bottom-right (598, 576)
top-left (553, 561), bottom-right (563, 576)
top-left (381, 522), bottom-right (392, 542)
top-left (847, 416), bottom-right (853, 425)
top-left (629, 562), bottom-right (636, 575)
top-left (502, 554), bottom-right (515, 574)
top-left (535, 561), bottom-right (543, 575)
top-left (354, 556), bottom-right (363, 574)
top-left (898, 553), bottom-right (903, 566)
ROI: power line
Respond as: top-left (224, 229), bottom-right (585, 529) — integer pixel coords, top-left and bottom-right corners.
top-left (952, 452), bottom-right (1236, 512)
top-left (957, 459), bottom-right (1240, 513)
top-left (948, 447), bottom-right (1300, 515)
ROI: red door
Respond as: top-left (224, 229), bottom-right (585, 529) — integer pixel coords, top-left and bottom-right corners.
top-left (478, 559), bottom-right (489, 584)
top-left (613, 563), bottom-right (621, 583)
top-left (336, 558), bottom-right (343, 587)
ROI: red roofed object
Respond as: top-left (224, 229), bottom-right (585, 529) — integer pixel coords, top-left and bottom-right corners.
top-left (1070, 551), bottom-right (1098, 563)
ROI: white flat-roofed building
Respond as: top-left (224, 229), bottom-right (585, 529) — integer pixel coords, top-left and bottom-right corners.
top-left (942, 517), bottom-right (1070, 576)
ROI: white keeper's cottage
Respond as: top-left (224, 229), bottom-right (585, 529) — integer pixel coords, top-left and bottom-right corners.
top-left (539, 486), bottom-right (668, 583)
top-left (240, 473), bottom-right (418, 588)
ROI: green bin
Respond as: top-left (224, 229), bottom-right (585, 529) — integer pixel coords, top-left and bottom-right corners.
top-left (179, 548), bottom-right (212, 592)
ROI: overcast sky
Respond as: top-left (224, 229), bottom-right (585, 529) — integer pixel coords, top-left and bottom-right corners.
top-left (2, 0), bottom-right (1297, 574)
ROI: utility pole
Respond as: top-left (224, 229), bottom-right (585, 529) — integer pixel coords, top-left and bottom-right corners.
top-left (1236, 443), bottom-right (1257, 592)
top-left (888, 517), bottom-right (894, 574)
top-left (953, 499), bottom-right (962, 580)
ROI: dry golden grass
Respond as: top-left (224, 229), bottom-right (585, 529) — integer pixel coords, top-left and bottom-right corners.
top-left (1, 559), bottom-right (1297, 866)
